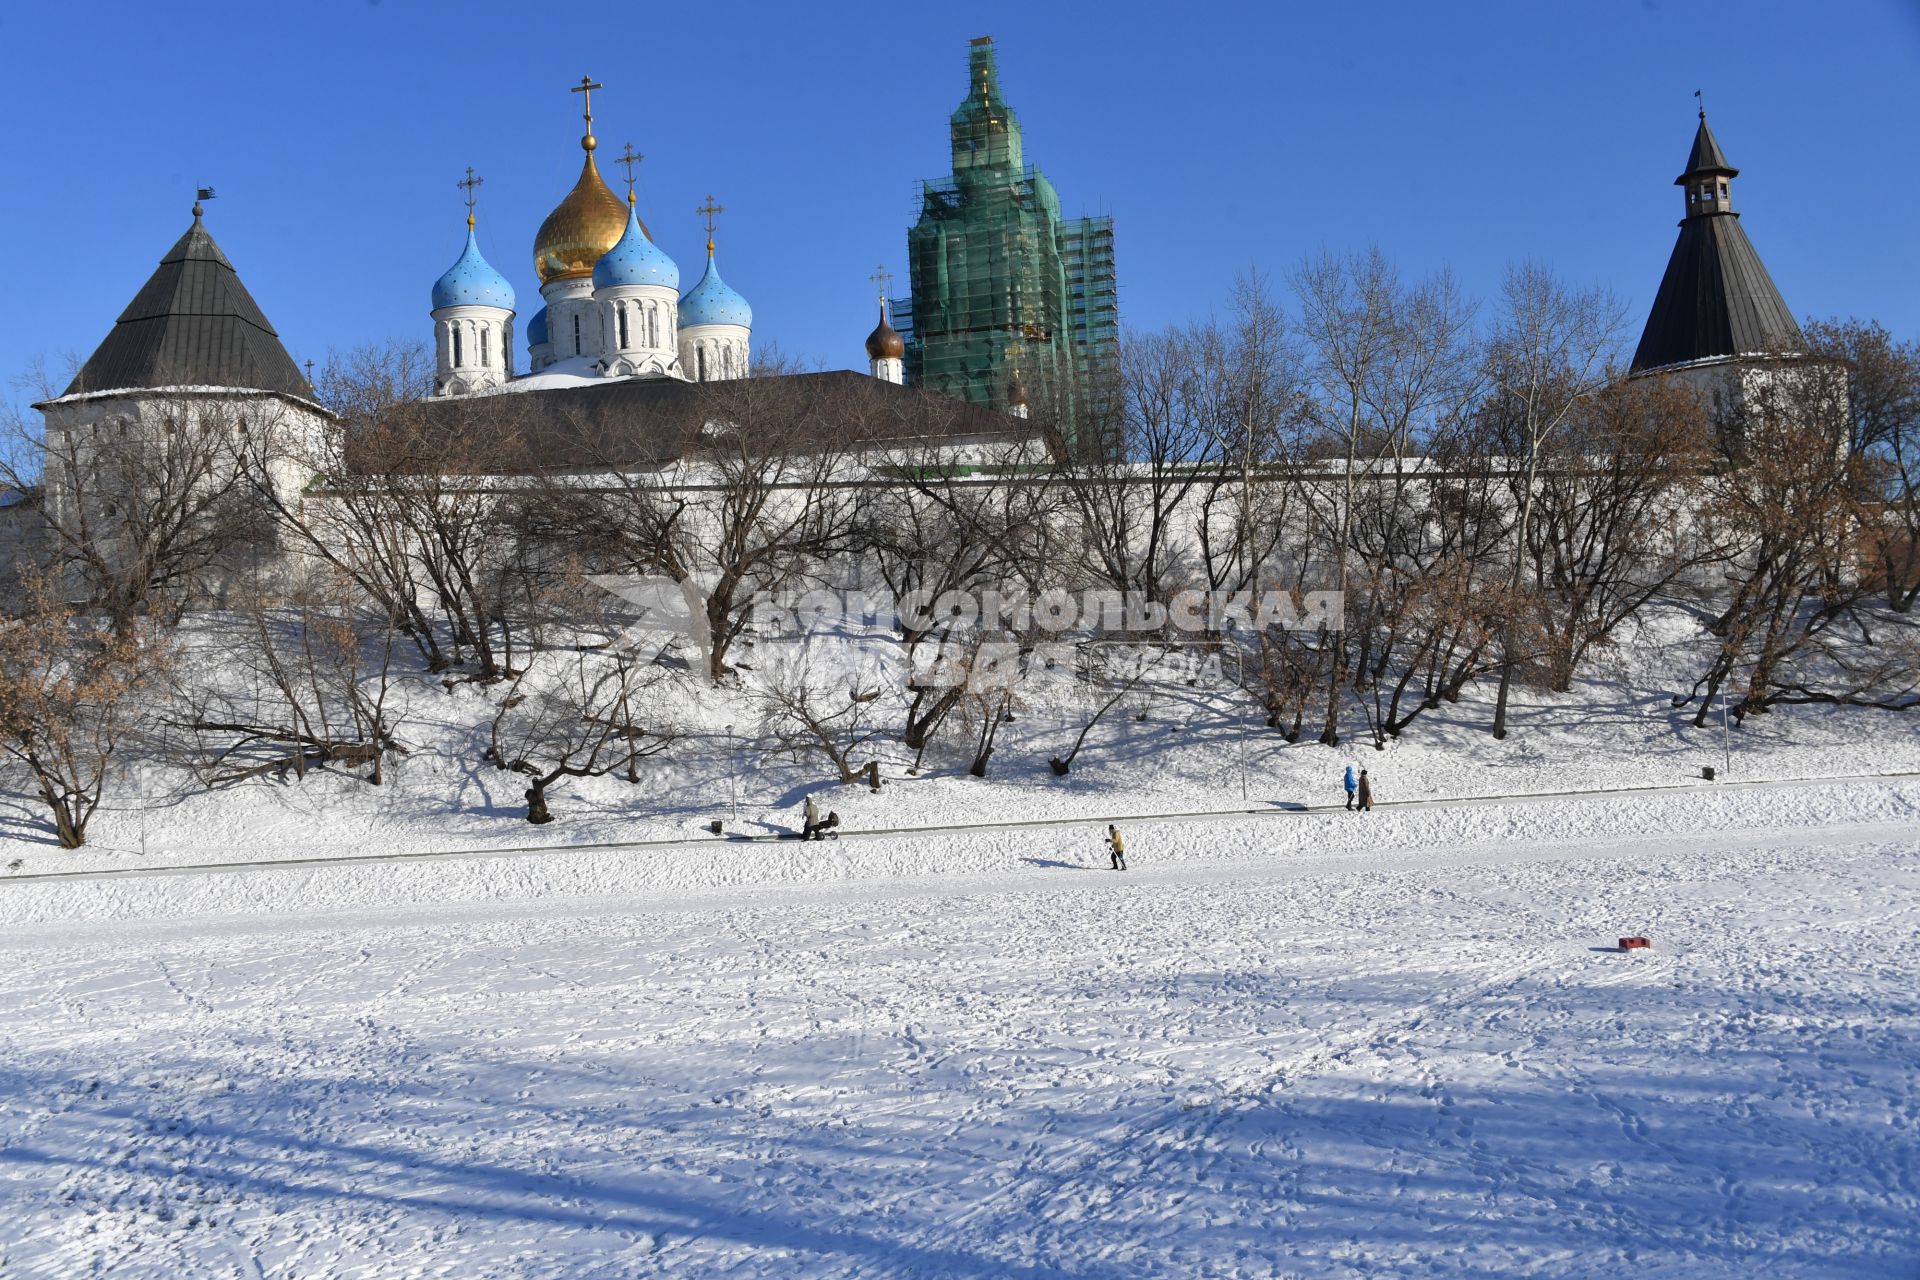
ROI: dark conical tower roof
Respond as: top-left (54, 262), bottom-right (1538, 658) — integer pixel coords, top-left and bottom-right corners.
top-left (64, 208), bottom-right (314, 400)
top-left (1680, 114), bottom-right (1735, 179)
top-left (1631, 114), bottom-right (1805, 374)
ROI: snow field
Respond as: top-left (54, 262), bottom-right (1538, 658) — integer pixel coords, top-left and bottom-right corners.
top-left (1, 792), bottom-right (1916, 1276)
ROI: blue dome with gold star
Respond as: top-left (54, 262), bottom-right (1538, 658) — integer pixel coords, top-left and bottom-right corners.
top-left (592, 205), bottom-right (679, 291)
top-left (432, 227), bottom-right (515, 312)
top-left (679, 249), bottom-right (752, 329)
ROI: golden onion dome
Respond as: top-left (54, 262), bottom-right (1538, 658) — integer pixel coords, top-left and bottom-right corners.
top-left (532, 147), bottom-right (649, 284)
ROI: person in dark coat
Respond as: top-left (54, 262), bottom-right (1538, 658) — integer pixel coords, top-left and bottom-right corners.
top-left (802, 794), bottom-right (823, 840)
top-left (1356, 768), bottom-right (1373, 812)
top-left (1343, 764), bottom-right (1357, 810)
top-left (1107, 824), bottom-right (1127, 871)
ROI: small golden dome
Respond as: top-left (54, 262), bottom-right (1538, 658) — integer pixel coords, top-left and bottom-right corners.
top-left (532, 152), bottom-right (646, 284)
top-left (865, 302), bottom-right (905, 360)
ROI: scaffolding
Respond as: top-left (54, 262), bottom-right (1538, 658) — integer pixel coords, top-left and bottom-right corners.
top-left (897, 38), bottom-right (1119, 435)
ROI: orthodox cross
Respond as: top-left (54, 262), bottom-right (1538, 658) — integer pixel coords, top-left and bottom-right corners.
top-left (572, 76), bottom-right (603, 136)
top-left (457, 166), bottom-right (483, 227)
top-left (615, 144), bottom-right (644, 199)
top-left (1694, 88), bottom-right (1705, 118)
top-left (696, 194), bottom-right (724, 250)
top-left (868, 265), bottom-right (894, 305)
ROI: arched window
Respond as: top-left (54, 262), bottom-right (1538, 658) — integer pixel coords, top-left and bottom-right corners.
top-left (452, 326), bottom-right (464, 367)
top-left (573, 312), bottom-right (582, 355)
top-left (647, 304), bottom-right (658, 349)
top-left (618, 305), bottom-right (630, 349)
top-left (480, 327), bottom-right (490, 367)
top-left (697, 345), bottom-right (708, 381)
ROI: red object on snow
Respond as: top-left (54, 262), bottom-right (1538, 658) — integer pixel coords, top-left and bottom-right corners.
top-left (1619, 936), bottom-right (1651, 950)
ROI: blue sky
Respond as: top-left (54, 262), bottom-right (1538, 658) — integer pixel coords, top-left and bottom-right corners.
top-left (2, 0), bottom-right (1916, 396)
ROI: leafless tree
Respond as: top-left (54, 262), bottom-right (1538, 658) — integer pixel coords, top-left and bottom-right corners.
top-left (0, 571), bottom-right (167, 847)
top-left (487, 645), bottom-right (678, 824)
top-left (1482, 263), bottom-right (1624, 737)
top-left (1681, 363), bottom-right (1920, 721)
top-left (174, 571), bottom-right (404, 787)
top-left (3, 373), bottom-right (276, 634)
top-left (1803, 319), bottom-right (1920, 612)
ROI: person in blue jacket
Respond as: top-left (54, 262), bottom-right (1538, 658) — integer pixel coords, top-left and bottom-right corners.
top-left (1343, 764), bottom-right (1358, 810)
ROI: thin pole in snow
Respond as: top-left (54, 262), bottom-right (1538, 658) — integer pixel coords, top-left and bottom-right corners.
top-left (1720, 688), bottom-right (1731, 781)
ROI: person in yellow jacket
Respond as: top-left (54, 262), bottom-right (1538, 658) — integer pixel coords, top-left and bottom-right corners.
top-left (1106, 824), bottom-right (1127, 871)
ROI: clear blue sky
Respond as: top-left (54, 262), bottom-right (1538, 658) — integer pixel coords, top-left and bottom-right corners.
top-left (3, 0), bottom-right (1916, 397)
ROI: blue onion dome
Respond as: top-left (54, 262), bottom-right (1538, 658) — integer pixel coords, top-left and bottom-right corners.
top-left (432, 226), bottom-right (515, 311)
top-left (680, 247), bottom-right (753, 328)
top-left (592, 203), bottom-right (679, 291)
top-left (528, 306), bottom-right (550, 345)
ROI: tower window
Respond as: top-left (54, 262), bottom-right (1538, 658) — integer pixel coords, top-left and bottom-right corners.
top-left (698, 346), bottom-right (708, 381)
top-left (573, 313), bottom-right (582, 355)
top-left (480, 327), bottom-right (490, 367)
top-left (453, 327), bottom-right (463, 367)
top-left (618, 305), bottom-right (630, 348)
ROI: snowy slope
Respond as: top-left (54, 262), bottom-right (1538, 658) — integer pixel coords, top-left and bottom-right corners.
top-left (5, 605), bottom-right (1919, 879)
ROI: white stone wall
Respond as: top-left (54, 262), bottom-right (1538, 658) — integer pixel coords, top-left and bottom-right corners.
top-left (432, 303), bottom-right (514, 396)
top-left (597, 283), bottom-right (685, 379)
top-left (870, 356), bottom-right (904, 386)
top-left (541, 278), bottom-right (602, 363)
top-left (679, 323), bottom-right (750, 383)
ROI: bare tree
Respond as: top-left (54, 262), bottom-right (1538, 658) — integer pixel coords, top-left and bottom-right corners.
top-left (4, 377), bottom-right (276, 633)
top-left (487, 646), bottom-right (677, 824)
top-left (0, 572), bottom-right (166, 847)
top-left (175, 572), bottom-right (404, 787)
top-left (1803, 319), bottom-right (1920, 612)
top-left (1680, 363), bottom-right (1920, 721)
top-left (1482, 263), bottom-right (1624, 737)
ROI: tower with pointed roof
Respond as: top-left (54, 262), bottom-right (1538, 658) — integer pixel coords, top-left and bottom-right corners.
top-left (895, 38), bottom-right (1117, 428)
top-left (34, 198), bottom-right (333, 590)
top-left (1631, 111), bottom-right (1806, 375)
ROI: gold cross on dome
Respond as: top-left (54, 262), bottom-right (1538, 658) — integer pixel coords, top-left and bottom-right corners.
top-left (615, 143), bottom-right (644, 198)
top-left (572, 76), bottom-right (603, 133)
top-left (457, 166), bottom-right (484, 226)
top-left (868, 264), bottom-right (894, 303)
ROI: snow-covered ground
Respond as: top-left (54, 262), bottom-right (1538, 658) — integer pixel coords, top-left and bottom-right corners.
top-left (3, 782), bottom-right (1917, 1277)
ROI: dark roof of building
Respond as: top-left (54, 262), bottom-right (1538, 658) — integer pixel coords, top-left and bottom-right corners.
top-left (1679, 114), bottom-right (1736, 181)
top-left (352, 370), bottom-right (1038, 476)
top-left (63, 214), bottom-right (315, 401)
top-left (1631, 215), bottom-right (1805, 372)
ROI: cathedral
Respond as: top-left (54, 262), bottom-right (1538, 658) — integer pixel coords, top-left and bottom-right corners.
top-left (428, 78), bottom-right (753, 398)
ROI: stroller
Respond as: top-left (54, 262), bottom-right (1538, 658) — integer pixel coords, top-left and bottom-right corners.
top-left (804, 811), bottom-right (842, 841)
